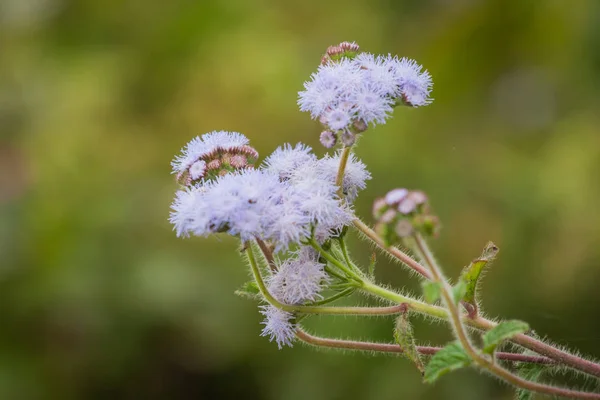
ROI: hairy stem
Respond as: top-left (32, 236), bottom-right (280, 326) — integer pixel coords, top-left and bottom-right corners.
top-left (353, 218), bottom-right (432, 279)
top-left (309, 238), bottom-right (363, 281)
top-left (332, 148), bottom-right (600, 379)
top-left (255, 237), bottom-right (277, 272)
top-left (352, 221), bottom-right (600, 378)
top-left (308, 287), bottom-right (356, 306)
top-left (413, 234), bottom-right (600, 400)
top-left (295, 328), bottom-right (555, 365)
top-left (361, 279), bottom-right (600, 378)
top-left (335, 146), bottom-right (352, 198)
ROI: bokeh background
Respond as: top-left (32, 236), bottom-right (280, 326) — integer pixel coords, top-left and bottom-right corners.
top-left (2, 0), bottom-right (600, 399)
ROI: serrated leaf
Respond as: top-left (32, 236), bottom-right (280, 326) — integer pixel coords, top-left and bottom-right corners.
top-left (421, 281), bottom-right (442, 304)
top-left (515, 363), bottom-right (546, 400)
top-left (234, 280), bottom-right (261, 300)
top-left (424, 342), bottom-right (471, 383)
top-left (394, 312), bottom-right (424, 373)
top-left (482, 320), bottom-right (529, 355)
top-left (452, 280), bottom-right (467, 305)
top-left (459, 241), bottom-right (499, 310)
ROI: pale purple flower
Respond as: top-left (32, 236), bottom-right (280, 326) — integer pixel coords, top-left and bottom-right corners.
top-left (169, 169), bottom-right (284, 241)
top-left (350, 83), bottom-right (394, 125)
top-left (318, 151), bottom-right (371, 202)
top-left (260, 305), bottom-right (296, 349)
top-left (321, 105), bottom-right (353, 131)
top-left (263, 143), bottom-right (316, 180)
top-left (393, 57), bottom-right (433, 107)
top-left (288, 160), bottom-right (354, 232)
top-left (298, 59), bottom-right (362, 119)
top-left (385, 188), bottom-right (408, 205)
top-left (354, 53), bottom-right (400, 97)
top-left (298, 51), bottom-right (433, 137)
top-left (171, 142), bottom-right (361, 249)
top-left (268, 258), bottom-right (329, 305)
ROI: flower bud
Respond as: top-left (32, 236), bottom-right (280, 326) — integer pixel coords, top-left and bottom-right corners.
top-left (319, 130), bottom-right (337, 148)
top-left (324, 41), bottom-right (360, 62)
top-left (373, 188), bottom-right (440, 245)
top-left (352, 119), bottom-right (368, 133)
top-left (176, 144), bottom-right (259, 186)
top-left (340, 130), bottom-right (356, 147)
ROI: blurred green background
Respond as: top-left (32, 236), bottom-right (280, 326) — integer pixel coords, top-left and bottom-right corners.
top-left (2, 0), bottom-right (600, 399)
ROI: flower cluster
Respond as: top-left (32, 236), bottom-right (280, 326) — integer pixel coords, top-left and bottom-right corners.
top-left (170, 133), bottom-right (369, 251)
top-left (260, 247), bottom-right (329, 348)
top-left (298, 42), bottom-right (433, 147)
top-left (373, 188), bottom-right (440, 244)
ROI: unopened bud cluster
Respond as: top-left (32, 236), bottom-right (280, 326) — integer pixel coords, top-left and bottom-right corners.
top-left (321, 41), bottom-right (361, 64)
top-left (373, 188), bottom-right (439, 245)
top-left (172, 131), bottom-right (259, 186)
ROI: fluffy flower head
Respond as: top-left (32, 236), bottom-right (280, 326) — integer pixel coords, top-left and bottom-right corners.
top-left (260, 305), bottom-right (296, 349)
top-left (298, 46), bottom-right (433, 141)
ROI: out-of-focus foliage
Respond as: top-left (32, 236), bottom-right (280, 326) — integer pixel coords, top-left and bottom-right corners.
top-left (1, 0), bottom-right (600, 399)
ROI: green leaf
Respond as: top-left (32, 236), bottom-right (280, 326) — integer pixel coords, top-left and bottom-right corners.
top-left (234, 280), bottom-right (261, 300)
top-left (459, 242), bottom-right (499, 306)
top-left (424, 342), bottom-right (471, 383)
top-left (452, 280), bottom-right (467, 305)
top-left (394, 312), bottom-right (424, 373)
top-left (482, 320), bottom-right (529, 355)
top-left (515, 362), bottom-right (546, 400)
top-left (421, 281), bottom-right (442, 304)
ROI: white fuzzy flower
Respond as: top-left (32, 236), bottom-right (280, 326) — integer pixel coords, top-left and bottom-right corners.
top-left (289, 161), bottom-right (355, 242)
top-left (393, 57), bottom-right (433, 107)
top-left (318, 151), bottom-right (371, 202)
top-left (171, 143), bottom-right (360, 249)
top-left (350, 83), bottom-right (394, 125)
top-left (321, 105), bottom-right (353, 131)
top-left (354, 53), bottom-right (400, 97)
top-left (260, 305), bottom-right (296, 349)
top-left (169, 186), bottom-right (207, 237)
top-left (169, 169), bottom-right (284, 241)
top-left (298, 52), bottom-right (433, 137)
top-left (269, 258), bottom-right (329, 305)
top-left (264, 193), bottom-right (312, 252)
top-left (263, 143), bottom-right (316, 180)
top-left (298, 59), bottom-right (361, 119)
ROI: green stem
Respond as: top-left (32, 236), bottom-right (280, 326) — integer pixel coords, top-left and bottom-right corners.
top-left (413, 234), bottom-right (600, 400)
top-left (355, 222), bottom-right (600, 378)
top-left (338, 237), bottom-right (362, 275)
top-left (335, 146), bottom-right (352, 198)
top-left (308, 287), bottom-right (356, 306)
top-left (309, 238), bottom-right (363, 281)
top-left (324, 265), bottom-right (347, 281)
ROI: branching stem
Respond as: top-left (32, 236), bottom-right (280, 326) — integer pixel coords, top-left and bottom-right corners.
top-left (295, 328), bottom-right (554, 365)
top-left (334, 149), bottom-right (600, 381)
top-left (413, 234), bottom-right (600, 400)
